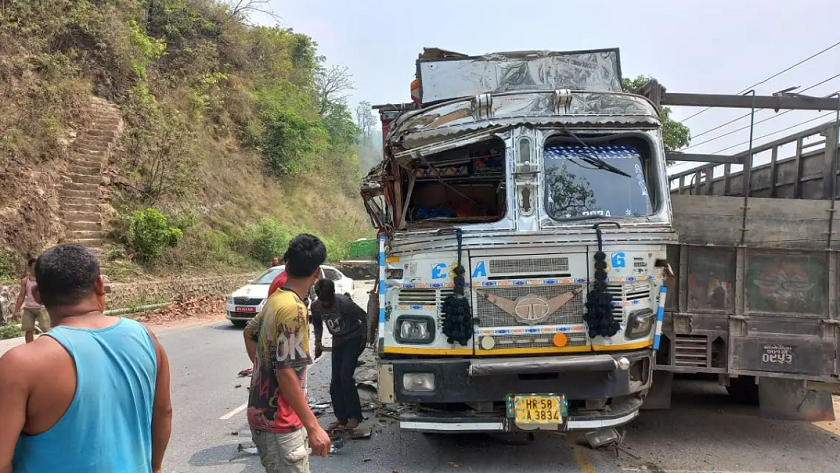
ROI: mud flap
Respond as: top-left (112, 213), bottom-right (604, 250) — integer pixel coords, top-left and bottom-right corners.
top-left (758, 377), bottom-right (835, 422)
top-left (641, 371), bottom-right (673, 410)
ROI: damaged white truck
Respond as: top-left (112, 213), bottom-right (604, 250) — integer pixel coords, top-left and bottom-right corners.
top-left (361, 47), bottom-right (840, 438)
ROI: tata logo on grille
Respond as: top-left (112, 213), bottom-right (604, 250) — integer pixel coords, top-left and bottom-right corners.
top-left (477, 287), bottom-right (583, 325)
top-left (514, 295), bottom-right (551, 322)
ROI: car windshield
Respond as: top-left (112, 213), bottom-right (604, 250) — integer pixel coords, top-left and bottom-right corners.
top-left (544, 144), bottom-right (653, 220)
top-left (254, 267), bottom-right (285, 284)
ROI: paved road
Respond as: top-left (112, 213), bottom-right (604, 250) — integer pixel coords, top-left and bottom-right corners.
top-left (6, 283), bottom-right (839, 472)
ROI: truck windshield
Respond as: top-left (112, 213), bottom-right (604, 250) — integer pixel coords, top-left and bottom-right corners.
top-left (544, 144), bottom-right (653, 220)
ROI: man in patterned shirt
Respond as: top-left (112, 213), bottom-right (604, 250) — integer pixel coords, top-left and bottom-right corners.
top-left (243, 234), bottom-right (331, 473)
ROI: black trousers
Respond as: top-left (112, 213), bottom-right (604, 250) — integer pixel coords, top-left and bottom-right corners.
top-left (330, 336), bottom-right (364, 423)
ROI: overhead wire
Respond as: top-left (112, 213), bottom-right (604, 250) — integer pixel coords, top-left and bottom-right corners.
top-left (710, 111), bottom-right (836, 155)
top-left (678, 40), bottom-right (840, 124)
top-left (680, 72), bottom-right (840, 150)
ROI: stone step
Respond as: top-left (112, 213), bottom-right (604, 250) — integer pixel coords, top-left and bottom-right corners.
top-left (86, 129), bottom-right (118, 139)
top-left (69, 155), bottom-right (105, 166)
top-left (89, 117), bottom-right (121, 125)
top-left (67, 173), bottom-right (102, 185)
top-left (67, 230), bottom-right (107, 240)
top-left (64, 181), bottom-right (99, 192)
top-left (69, 164), bottom-right (102, 175)
top-left (74, 141), bottom-right (111, 152)
top-left (63, 209), bottom-right (100, 220)
top-left (62, 197), bottom-right (99, 207)
top-left (68, 238), bottom-right (107, 248)
top-left (66, 220), bottom-right (102, 232)
top-left (60, 188), bottom-right (99, 199)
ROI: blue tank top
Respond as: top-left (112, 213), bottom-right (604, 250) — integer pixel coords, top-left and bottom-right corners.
top-left (13, 318), bottom-right (158, 473)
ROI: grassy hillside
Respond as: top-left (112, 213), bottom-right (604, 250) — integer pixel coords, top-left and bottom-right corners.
top-left (0, 0), bottom-right (375, 279)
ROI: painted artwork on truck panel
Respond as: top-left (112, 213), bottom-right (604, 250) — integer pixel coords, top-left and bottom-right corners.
top-left (687, 248), bottom-right (735, 311)
top-left (745, 252), bottom-right (825, 315)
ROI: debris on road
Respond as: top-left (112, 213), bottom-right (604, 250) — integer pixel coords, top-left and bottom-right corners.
top-left (448, 461), bottom-right (460, 468)
top-left (238, 368), bottom-right (253, 377)
top-left (234, 384), bottom-right (242, 389)
top-left (134, 295), bottom-right (225, 325)
top-left (234, 442), bottom-right (259, 457)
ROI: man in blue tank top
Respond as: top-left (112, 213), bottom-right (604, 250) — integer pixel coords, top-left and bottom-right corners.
top-left (0, 244), bottom-right (173, 473)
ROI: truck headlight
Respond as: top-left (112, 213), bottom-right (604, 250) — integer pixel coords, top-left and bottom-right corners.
top-left (403, 372), bottom-right (435, 392)
top-left (625, 309), bottom-right (655, 340)
top-left (395, 316), bottom-right (435, 344)
top-left (226, 296), bottom-right (234, 304)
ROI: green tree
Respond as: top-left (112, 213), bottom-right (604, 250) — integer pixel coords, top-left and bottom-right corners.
top-left (129, 208), bottom-right (183, 261)
top-left (622, 75), bottom-right (691, 151)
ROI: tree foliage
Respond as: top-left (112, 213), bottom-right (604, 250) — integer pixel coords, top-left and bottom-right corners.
top-left (0, 0), bottom-right (371, 268)
top-left (129, 208), bottom-right (183, 261)
top-left (622, 75), bottom-right (691, 151)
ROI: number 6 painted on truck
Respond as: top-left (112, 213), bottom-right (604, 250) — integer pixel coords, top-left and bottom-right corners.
top-left (611, 252), bottom-right (626, 269)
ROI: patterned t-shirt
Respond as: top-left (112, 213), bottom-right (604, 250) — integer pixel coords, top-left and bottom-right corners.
top-left (244, 288), bottom-right (312, 433)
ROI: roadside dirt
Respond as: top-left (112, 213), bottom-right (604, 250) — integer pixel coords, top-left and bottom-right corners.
top-left (136, 295), bottom-right (227, 331)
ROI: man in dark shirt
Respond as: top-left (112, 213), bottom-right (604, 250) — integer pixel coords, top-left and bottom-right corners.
top-left (310, 279), bottom-right (367, 432)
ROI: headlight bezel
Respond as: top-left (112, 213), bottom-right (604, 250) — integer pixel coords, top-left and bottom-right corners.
top-left (394, 315), bottom-right (435, 345)
top-left (625, 308), bottom-right (655, 340)
top-left (402, 372), bottom-right (436, 392)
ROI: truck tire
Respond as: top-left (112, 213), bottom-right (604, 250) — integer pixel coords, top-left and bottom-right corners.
top-left (726, 376), bottom-right (759, 405)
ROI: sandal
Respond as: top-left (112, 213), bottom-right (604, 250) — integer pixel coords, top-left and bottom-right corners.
top-left (327, 420), bottom-right (346, 432)
top-left (344, 418), bottom-right (361, 430)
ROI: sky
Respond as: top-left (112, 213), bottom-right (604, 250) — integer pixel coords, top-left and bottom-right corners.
top-left (257, 0), bottom-right (839, 175)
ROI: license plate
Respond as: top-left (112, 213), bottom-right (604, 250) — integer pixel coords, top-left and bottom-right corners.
top-left (235, 306), bottom-right (256, 313)
top-left (507, 394), bottom-right (565, 425)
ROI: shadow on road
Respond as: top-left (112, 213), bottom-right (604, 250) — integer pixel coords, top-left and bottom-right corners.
top-left (604, 377), bottom-right (840, 472)
top-left (188, 443), bottom-right (260, 471)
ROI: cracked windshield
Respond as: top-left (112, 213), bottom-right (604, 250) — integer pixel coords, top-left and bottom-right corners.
top-left (1, 1), bottom-right (839, 473)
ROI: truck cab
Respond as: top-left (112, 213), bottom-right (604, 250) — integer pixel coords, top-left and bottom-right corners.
top-left (362, 48), bottom-right (674, 434)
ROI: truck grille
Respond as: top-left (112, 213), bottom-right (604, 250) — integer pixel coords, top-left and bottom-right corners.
top-left (489, 257), bottom-right (569, 276)
top-left (397, 288), bottom-right (455, 310)
top-left (474, 284), bottom-right (585, 327)
top-left (674, 334), bottom-right (709, 367)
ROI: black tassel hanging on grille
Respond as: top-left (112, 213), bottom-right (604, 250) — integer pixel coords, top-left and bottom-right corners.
top-left (584, 225), bottom-right (620, 338)
top-left (441, 228), bottom-right (474, 346)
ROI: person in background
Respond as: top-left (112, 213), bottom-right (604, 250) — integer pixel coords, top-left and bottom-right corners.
top-left (310, 278), bottom-right (367, 432)
top-left (267, 251), bottom-right (289, 297)
top-left (269, 256), bottom-right (280, 268)
top-left (13, 258), bottom-right (51, 343)
top-left (0, 244), bottom-right (172, 473)
top-left (243, 234), bottom-right (331, 473)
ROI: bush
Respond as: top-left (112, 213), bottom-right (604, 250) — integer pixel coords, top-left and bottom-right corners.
top-left (0, 248), bottom-right (18, 282)
top-left (129, 208), bottom-right (183, 261)
top-left (0, 323), bottom-right (22, 340)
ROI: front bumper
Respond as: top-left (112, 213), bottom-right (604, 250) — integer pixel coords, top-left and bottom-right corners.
top-left (400, 395), bottom-right (643, 433)
top-left (381, 349), bottom-right (652, 432)
top-left (225, 303), bottom-right (263, 321)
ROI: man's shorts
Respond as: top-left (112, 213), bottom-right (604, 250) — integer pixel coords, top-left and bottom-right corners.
top-left (21, 308), bottom-right (50, 332)
top-left (250, 428), bottom-right (310, 473)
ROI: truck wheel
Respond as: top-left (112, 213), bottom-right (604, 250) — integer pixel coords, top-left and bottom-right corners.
top-left (726, 376), bottom-right (759, 405)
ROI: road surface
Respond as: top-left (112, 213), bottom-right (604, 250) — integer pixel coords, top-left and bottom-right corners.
top-left (4, 282), bottom-right (840, 472)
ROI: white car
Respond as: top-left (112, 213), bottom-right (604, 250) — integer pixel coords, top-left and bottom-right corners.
top-left (225, 264), bottom-right (354, 327)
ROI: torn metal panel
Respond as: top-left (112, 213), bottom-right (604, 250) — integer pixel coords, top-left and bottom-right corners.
top-left (417, 48), bottom-right (623, 103)
top-left (384, 91), bottom-right (660, 159)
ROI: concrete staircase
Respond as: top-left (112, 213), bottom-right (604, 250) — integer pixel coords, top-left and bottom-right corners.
top-left (60, 97), bottom-right (123, 250)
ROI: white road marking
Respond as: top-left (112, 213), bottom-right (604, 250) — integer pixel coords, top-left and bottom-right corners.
top-left (220, 402), bottom-right (248, 420)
